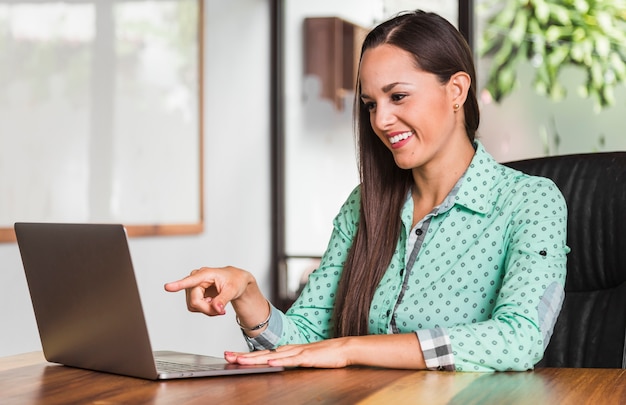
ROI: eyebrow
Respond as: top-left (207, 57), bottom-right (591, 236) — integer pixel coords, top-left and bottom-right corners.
top-left (360, 82), bottom-right (410, 100)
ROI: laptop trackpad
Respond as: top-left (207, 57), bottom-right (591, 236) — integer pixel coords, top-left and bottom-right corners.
top-left (154, 350), bottom-right (229, 366)
top-left (154, 350), bottom-right (284, 378)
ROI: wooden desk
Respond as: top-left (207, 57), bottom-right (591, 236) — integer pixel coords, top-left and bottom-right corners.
top-left (1, 352), bottom-right (624, 404)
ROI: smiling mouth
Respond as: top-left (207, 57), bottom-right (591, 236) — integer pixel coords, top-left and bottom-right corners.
top-left (389, 131), bottom-right (413, 145)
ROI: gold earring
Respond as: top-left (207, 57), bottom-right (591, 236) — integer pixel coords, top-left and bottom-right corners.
top-left (453, 103), bottom-right (460, 111)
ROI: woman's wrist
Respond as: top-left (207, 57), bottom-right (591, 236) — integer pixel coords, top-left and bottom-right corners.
top-left (231, 276), bottom-right (271, 337)
top-left (236, 300), bottom-right (271, 333)
top-left (340, 336), bottom-right (357, 367)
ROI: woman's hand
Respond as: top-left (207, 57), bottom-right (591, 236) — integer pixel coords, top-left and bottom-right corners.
top-left (225, 338), bottom-right (355, 369)
top-left (164, 266), bottom-right (255, 317)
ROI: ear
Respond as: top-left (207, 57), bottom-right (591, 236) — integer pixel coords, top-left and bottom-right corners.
top-left (448, 71), bottom-right (471, 106)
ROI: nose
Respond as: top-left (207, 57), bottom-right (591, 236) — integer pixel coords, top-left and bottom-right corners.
top-left (372, 103), bottom-right (395, 131)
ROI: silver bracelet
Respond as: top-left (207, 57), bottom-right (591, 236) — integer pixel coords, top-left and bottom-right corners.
top-left (236, 304), bottom-right (271, 331)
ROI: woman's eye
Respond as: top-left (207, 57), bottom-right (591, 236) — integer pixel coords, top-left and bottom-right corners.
top-left (391, 93), bottom-right (406, 102)
top-left (364, 102), bottom-right (376, 111)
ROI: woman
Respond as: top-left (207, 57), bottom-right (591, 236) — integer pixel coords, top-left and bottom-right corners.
top-left (165, 10), bottom-right (569, 372)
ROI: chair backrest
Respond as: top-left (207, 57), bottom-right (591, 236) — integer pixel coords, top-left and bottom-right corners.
top-left (505, 152), bottom-right (626, 368)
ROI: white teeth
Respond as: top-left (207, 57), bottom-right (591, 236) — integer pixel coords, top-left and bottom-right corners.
top-left (389, 131), bottom-right (413, 144)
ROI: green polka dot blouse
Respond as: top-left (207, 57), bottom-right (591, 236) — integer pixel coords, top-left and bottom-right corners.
top-left (246, 141), bottom-right (570, 372)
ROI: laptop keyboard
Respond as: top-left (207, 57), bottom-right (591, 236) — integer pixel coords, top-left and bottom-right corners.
top-left (156, 359), bottom-right (223, 372)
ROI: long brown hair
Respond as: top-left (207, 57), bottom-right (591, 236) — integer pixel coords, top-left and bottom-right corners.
top-left (333, 10), bottom-right (480, 337)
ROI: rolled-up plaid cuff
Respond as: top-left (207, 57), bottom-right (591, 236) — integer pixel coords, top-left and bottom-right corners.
top-left (242, 304), bottom-right (283, 351)
top-left (416, 327), bottom-right (455, 371)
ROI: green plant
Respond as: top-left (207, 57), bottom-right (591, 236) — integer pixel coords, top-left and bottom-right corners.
top-left (480, 0), bottom-right (626, 111)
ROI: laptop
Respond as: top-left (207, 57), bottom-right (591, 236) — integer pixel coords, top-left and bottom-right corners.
top-left (14, 222), bottom-right (284, 380)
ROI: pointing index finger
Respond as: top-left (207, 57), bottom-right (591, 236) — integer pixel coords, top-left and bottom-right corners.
top-left (164, 271), bottom-right (207, 292)
top-left (164, 280), bottom-right (185, 292)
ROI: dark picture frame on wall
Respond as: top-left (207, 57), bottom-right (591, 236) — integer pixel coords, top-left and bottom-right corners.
top-left (270, 1), bottom-right (473, 310)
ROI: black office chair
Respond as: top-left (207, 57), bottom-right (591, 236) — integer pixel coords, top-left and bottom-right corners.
top-left (505, 152), bottom-right (626, 368)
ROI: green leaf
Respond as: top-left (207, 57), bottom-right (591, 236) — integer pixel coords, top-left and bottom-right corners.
top-left (547, 45), bottom-right (570, 67)
top-left (572, 27), bottom-right (586, 42)
top-left (534, 1), bottom-right (550, 24)
top-left (610, 53), bottom-right (626, 79)
top-left (497, 66), bottom-right (516, 94)
top-left (489, 2), bottom-right (518, 28)
top-left (570, 42), bottom-right (585, 62)
top-left (548, 82), bottom-right (566, 101)
top-left (545, 25), bottom-right (563, 43)
top-left (596, 11), bottom-right (613, 32)
top-left (590, 61), bottom-right (604, 88)
top-left (603, 85), bottom-right (616, 106)
top-left (548, 4), bottom-right (572, 25)
top-left (574, 0), bottom-right (590, 13)
top-left (492, 39), bottom-right (515, 68)
top-left (510, 10), bottom-right (529, 45)
top-left (594, 35), bottom-right (611, 59)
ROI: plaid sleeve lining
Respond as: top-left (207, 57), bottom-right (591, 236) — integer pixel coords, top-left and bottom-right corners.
top-left (416, 327), bottom-right (455, 371)
top-left (242, 304), bottom-right (283, 351)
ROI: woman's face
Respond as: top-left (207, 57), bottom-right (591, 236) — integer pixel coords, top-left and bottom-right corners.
top-left (359, 44), bottom-right (466, 171)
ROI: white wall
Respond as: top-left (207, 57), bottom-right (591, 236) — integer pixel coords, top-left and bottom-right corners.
top-left (0, 0), bottom-right (271, 358)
